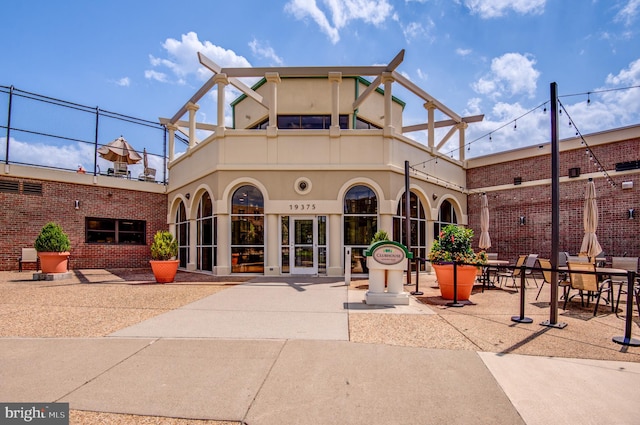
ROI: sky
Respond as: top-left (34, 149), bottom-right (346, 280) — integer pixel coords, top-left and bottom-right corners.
top-left (1, 0), bottom-right (639, 173)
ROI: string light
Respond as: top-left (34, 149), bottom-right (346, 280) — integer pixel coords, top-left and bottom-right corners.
top-left (559, 99), bottom-right (616, 187)
top-left (409, 84), bottom-right (639, 172)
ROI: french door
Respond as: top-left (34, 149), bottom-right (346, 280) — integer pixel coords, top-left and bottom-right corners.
top-left (290, 216), bottom-right (317, 275)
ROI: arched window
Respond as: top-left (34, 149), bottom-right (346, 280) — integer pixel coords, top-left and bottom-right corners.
top-left (393, 192), bottom-right (427, 269)
top-left (434, 199), bottom-right (457, 238)
top-left (343, 185), bottom-right (377, 274)
top-left (196, 192), bottom-right (215, 272)
top-left (231, 185), bottom-right (264, 273)
top-left (176, 201), bottom-right (189, 269)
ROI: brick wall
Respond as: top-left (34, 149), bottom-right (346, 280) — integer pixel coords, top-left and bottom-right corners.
top-left (467, 138), bottom-right (640, 262)
top-left (0, 177), bottom-right (167, 271)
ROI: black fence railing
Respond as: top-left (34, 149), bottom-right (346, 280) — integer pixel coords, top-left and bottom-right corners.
top-left (1, 85), bottom-right (187, 184)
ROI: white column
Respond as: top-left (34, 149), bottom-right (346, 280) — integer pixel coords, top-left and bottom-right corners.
top-left (458, 122), bottom-right (468, 161)
top-left (328, 72), bottom-right (341, 137)
top-left (424, 101), bottom-right (436, 148)
top-left (216, 214), bottom-right (231, 275)
top-left (188, 217), bottom-right (197, 271)
top-left (166, 123), bottom-right (177, 162)
top-left (379, 214), bottom-right (393, 237)
top-left (265, 214), bottom-right (280, 275)
top-left (327, 214), bottom-right (343, 276)
top-left (265, 72), bottom-right (280, 138)
top-left (214, 73), bottom-right (228, 137)
top-left (186, 102), bottom-right (199, 148)
top-left (381, 72), bottom-right (395, 136)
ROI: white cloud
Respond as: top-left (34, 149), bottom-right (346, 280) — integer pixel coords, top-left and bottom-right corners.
top-left (146, 32), bottom-right (252, 84)
top-left (249, 38), bottom-right (284, 65)
top-left (456, 48), bottom-right (472, 56)
top-left (402, 18), bottom-right (436, 43)
top-left (472, 53), bottom-right (540, 99)
top-left (115, 77), bottom-right (130, 87)
top-left (615, 0), bottom-right (640, 26)
top-left (144, 69), bottom-right (168, 83)
top-left (464, 0), bottom-right (546, 18)
top-left (284, 0), bottom-right (394, 44)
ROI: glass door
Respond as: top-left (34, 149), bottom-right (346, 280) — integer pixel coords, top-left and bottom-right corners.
top-left (291, 217), bottom-right (317, 274)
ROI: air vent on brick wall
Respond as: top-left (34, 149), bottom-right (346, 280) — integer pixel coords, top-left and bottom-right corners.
top-left (615, 161), bottom-right (640, 172)
top-left (568, 167), bottom-right (581, 178)
top-left (22, 182), bottom-right (43, 195)
top-left (513, 177), bottom-right (522, 185)
top-left (0, 180), bottom-right (20, 193)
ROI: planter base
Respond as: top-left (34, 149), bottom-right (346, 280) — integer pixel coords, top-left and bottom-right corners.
top-left (365, 291), bottom-right (410, 305)
top-left (33, 272), bottom-right (72, 281)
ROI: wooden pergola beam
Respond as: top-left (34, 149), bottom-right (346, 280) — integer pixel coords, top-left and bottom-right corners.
top-left (402, 114), bottom-right (484, 133)
top-left (352, 50), bottom-right (406, 111)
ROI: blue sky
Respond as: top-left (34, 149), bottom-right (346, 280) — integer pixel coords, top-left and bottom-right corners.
top-left (1, 0), bottom-right (639, 171)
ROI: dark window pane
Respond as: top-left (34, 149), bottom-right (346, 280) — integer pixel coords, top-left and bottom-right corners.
top-left (344, 216), bottom-right (377, 245)
top-left (231, 247), bottom-right (264, 273)
top-left (344, 186), bottom-right (377, 214)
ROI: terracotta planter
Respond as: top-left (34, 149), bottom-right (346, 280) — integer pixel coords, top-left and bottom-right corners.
top-left (38, 252), bottom-right (70, 273)
top-left (150, 260), bottom-right (180, 283)
top-left (432, 263), bottom-right (479, 301)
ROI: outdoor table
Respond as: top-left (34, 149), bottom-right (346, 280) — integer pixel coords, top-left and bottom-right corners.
top-left (482, 259), bottom-right (509, 290)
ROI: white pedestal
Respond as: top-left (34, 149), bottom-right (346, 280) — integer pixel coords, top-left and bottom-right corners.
top-left (364, 243), bottom-right (412, 306)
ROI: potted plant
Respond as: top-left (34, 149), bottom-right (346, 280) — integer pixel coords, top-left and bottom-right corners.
top-left (150, 230), bottom-right (179, 283)
top-left (34, 222), bottom-right (71, 273)
top-left (370, 230), bottom-right (390, 244)
top-left (428, 224), bottom-right (487, 300)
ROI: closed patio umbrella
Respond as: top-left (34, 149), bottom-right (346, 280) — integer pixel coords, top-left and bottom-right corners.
top-left (98, 136), bottom-right (142, 164)
top-left (580, 178), bottom-right (602, 258)
top-left (478, 193), bottom-right (491, 250)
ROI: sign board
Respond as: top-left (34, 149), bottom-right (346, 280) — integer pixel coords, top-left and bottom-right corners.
top-left (371, 245), bottom-right (406, 265)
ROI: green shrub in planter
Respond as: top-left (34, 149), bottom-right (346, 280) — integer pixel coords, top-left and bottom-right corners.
top-left (370, 230), bottom-right (390, 245)
top-left (151, 230), bottom-right (178, 261)
top-left (34, 222), bottom-right (71, 253)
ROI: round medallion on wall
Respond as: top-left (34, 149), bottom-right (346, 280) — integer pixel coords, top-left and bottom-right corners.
top-left (295, 177), bottom-right (312, 195)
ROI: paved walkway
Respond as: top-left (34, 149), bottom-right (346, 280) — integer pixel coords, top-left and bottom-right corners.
top-left (1, 276), bottom-right (639, 424)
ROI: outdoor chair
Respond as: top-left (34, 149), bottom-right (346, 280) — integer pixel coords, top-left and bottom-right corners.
top-left (112, 161), bottom-right (130, 178)
top-left (563, 261), bottom-right (612, 316)
top-left (497, 254), bottom-right (527, 290)
top-left (524, 254), bottom-right (540, 287)
top-left (18, 247), bottom-right (39, 272)
top-left (535, 258), bottom-right (570, 301)
top-left (611, 257), bottom-right (640, 317)
top-left (485, 253), bottom-right (499, 284)
top-left (138, 167), bottom-right (156, 182)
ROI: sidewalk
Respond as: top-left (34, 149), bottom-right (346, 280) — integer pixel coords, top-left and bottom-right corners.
top-left (1, 270), bottom-right (639, 424)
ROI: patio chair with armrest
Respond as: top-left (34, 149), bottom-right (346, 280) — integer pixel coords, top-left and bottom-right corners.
top-left (563, 261), bottom-right (613, 316)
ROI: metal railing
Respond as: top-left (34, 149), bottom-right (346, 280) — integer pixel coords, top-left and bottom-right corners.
top-left (0, 85), bottom-right (186, 184)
